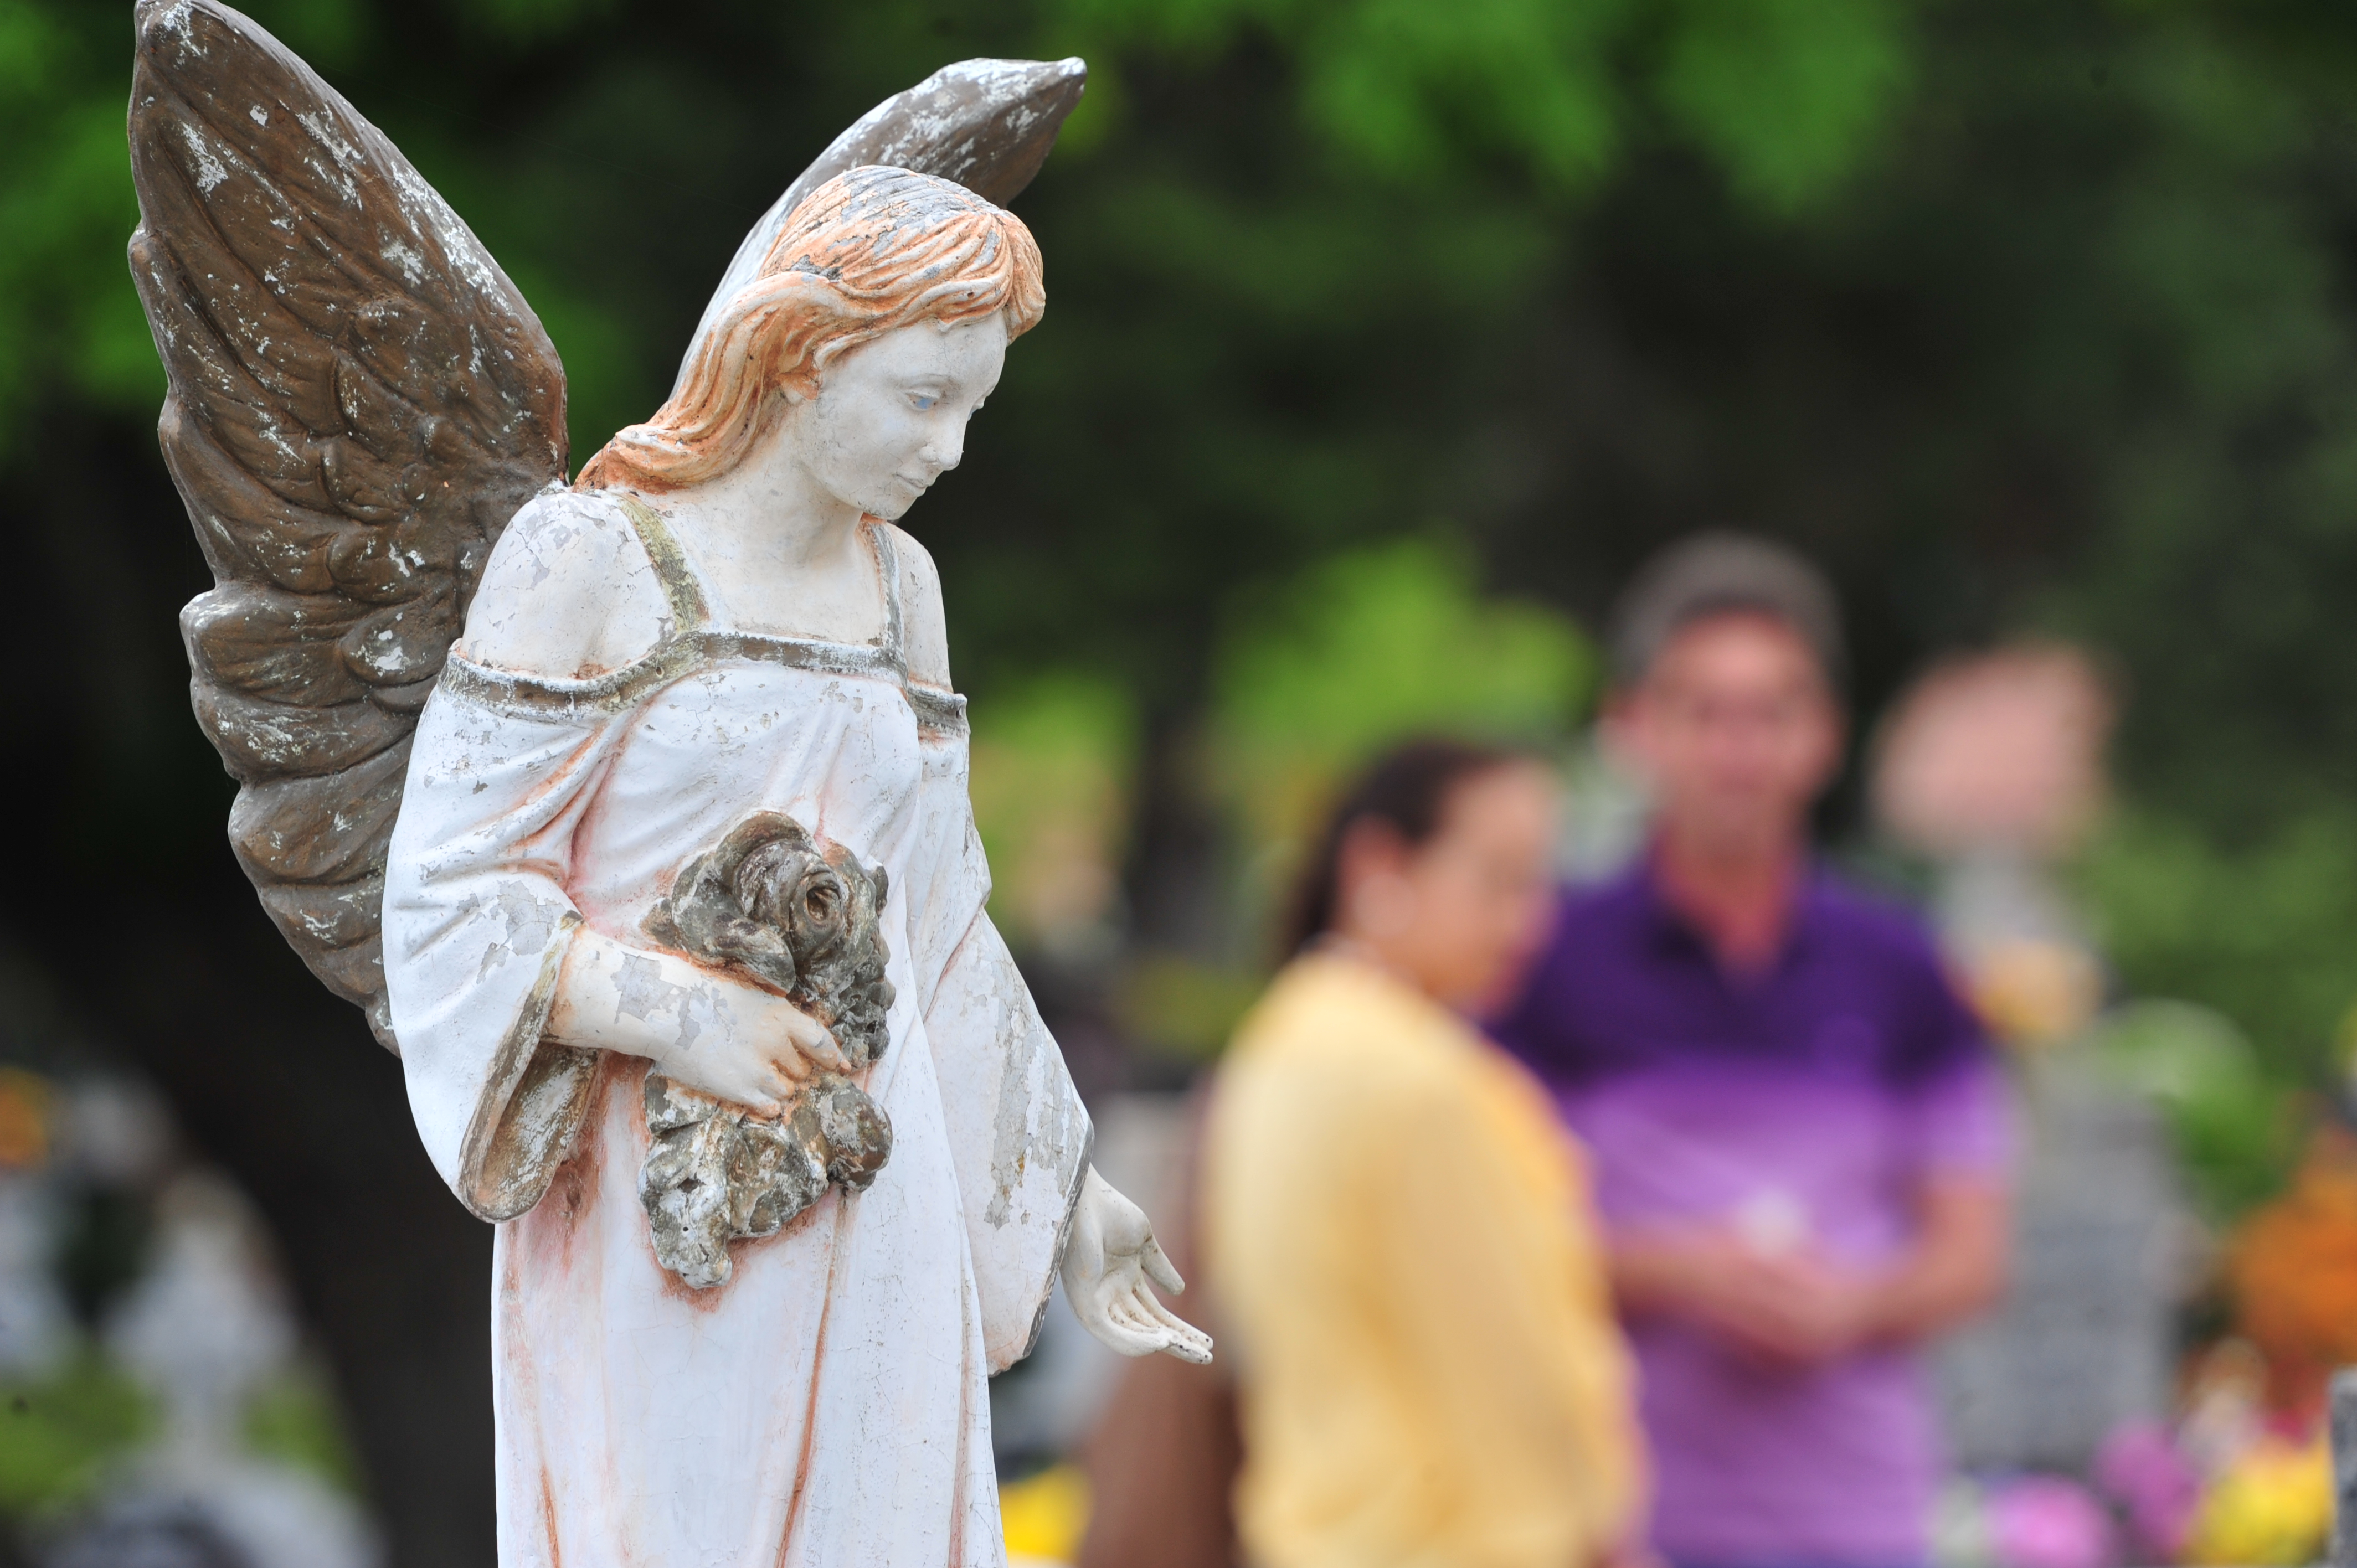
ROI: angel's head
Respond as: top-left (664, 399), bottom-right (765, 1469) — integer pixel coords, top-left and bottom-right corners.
top-left (576, 165), bottom-right (1045, 508)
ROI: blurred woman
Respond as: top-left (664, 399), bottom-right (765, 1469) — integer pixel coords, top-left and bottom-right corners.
top-left (1204, 740), bottom-right (1643, 1568)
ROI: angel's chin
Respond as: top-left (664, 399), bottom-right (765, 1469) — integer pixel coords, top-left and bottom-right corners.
top-left (862, 490), bottom-right (922, 523)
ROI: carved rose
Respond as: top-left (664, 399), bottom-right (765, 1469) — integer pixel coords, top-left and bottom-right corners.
top-left (637, 813), bottom-right (896, 1287)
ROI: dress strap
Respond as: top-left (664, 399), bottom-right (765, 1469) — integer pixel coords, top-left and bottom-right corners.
top-left (614, 495), bottom-right (712, 635)
top-left (867, 520), bottom-right (907, 662)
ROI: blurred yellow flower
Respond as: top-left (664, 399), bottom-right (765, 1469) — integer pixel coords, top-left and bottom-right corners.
top-left (2184, 1437), bottom-right (2330, 1567)
top-left (1965, 938), bottom-right (2103, 1048)
top-left (1002, 1462), bottom-right (1089, 1566)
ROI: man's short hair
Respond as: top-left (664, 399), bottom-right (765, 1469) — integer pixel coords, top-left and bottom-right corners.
top-left (1609, 532), bottom-right (1845, 692)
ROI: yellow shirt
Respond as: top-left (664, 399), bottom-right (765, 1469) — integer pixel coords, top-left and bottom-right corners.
top-left (1205, 953), bottom-right (1642, 1568)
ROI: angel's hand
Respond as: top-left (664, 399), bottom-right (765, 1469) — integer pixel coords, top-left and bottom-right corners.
top-left (641, 984), bottom-right (848, 1115)
top-left (549, 930), bottom-right (851, 1115)
top-left (1059, 1166), bottom-right (1213, 1364)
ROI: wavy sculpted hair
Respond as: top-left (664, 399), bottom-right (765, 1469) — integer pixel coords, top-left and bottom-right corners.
top-left (576, 165), bottom-right (1046, 493)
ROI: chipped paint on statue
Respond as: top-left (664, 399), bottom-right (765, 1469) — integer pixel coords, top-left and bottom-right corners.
top-left (126, 4), bottom-right (1208, 1564)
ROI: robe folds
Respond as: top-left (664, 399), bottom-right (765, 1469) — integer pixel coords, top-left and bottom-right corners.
top-left (381, 489), bottom-right (1090, 1568)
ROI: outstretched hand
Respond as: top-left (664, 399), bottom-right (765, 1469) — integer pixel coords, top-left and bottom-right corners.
top-left (1059, 1167), bottom-right (1214, 1364)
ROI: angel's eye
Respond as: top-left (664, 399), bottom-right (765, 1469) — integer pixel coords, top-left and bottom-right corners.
top-left (909, 393), bottom-right (940, 412)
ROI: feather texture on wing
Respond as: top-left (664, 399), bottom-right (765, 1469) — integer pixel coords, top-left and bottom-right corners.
top-left (127, 0), bottom-right (568, 1048)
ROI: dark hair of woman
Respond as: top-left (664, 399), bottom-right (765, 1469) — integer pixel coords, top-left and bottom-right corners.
top-left (1283, 736), bottom-right (1526, 957)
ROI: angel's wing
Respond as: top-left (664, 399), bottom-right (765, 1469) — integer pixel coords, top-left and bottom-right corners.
top-left (673, 57), bottom-right (1088, 396)
top-left (127, 0), bottom-right (568, 1047)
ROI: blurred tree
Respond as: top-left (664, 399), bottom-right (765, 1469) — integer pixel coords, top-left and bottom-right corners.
top-left (968, 673), bottom-right (1138, 955)
top-left (1208, 537), bottom-right (1593, 945)
top-left (15, 0), bottom-right (2357, 1558)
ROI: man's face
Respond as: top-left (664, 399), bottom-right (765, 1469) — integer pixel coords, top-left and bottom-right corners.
top-left (1608, 611), bottom-right (1844, 860)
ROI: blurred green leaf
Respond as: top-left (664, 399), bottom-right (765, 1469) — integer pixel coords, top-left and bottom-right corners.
top-left (0, 1353), bottom-right (151, 1519)
top-left (2092, 999), bottom-right (2300, 1219)
top-left (1051, 0), bottom-right (1897, 202)
top-left (1207, 537), bottom-right (1594, 945)
top-left (1655, 0), bottom-right (1912, 213)
top-left (244, 1362), bottom-right (364, 1495)
top-left (2078, 807), bottom-right (2357, 1086)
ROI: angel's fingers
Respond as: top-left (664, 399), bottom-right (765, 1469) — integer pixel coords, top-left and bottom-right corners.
top-left (1133, 1288), bottom-right (1207, 1345)
top-left (796, 1025), bottom-right (852, 1075)
top-left (1084, 1308), bottom-right (1169, 1359)
top-left (1119, 1292), bottom-right (1212, 1365)
top-left (1140, 1237), bottom-right (1186, 1297)
top-left (1155, 1323), bottom-right (1216, 1365)
top-left (1104, 1294), bottom-right (1160, 1335)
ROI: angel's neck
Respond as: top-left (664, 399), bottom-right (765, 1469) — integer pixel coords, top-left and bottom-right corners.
top-left (663, 449), bottom-right (866, 575)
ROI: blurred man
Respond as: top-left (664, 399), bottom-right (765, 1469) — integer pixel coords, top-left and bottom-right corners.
top-left (1492, 535), bottom-right (2011, 1568)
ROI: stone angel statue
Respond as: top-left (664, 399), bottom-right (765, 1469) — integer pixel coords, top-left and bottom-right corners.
top-left (123, 3), bottom-right (1210, 1562)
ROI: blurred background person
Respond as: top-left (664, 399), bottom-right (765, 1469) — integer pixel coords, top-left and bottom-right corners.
top-left (1490, 535), bottom-right (2013, 1568)
top-left (1203, 740), bottom-right (1643, 1568)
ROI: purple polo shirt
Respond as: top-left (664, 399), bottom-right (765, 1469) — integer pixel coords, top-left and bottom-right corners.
top-left (1490, 863), bottom-right (2010, 1568)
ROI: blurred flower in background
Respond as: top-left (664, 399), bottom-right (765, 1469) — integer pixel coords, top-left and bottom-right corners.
top-left (2221, 1128), bottom-right (2357, 1423)
top-left (2180, 1436), bottom-right (2330, 1567)
top-left (2093, 1422), bottom-right (2201, 1564)
top-left (1986, 1476), bottom-right (2115, 1568)
top-left (1000, 1462), bottom-right (1089, 1568)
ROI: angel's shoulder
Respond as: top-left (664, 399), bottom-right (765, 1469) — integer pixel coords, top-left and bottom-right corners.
top-left (458, 487), bottom-right (676, 680)
top-left (878, 522), bottom-right (951, 690)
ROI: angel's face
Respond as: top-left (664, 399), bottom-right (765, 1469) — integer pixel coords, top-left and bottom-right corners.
top-left (791, 313), bottom-right (1009, 522)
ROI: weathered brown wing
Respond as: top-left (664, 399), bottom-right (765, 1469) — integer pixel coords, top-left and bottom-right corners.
top-left (127, 0), bottom-right (568, 1047)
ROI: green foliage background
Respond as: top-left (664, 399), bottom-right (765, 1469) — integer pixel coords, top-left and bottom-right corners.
top-left (13, 0), bottom-right (2357, 1159)
top-left (19, 0), bottom-right (2357, 1544)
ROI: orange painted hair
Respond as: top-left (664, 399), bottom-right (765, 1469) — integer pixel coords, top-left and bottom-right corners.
top-left (576, 165), bottom-right (1045, 492)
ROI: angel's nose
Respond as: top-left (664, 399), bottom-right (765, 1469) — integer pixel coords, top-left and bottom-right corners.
top-left (922, 423), bottom-right (966, 474)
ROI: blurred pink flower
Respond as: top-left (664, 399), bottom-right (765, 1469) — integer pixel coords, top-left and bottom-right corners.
top-left (2096, 1421), bottom-right (2201, 1561)
top-left (1990, 1476), bottom-right (2117, 1568)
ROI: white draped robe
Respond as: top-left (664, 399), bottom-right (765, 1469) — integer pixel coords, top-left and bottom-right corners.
top-left (381, 491), bottom-right (1090, 1568)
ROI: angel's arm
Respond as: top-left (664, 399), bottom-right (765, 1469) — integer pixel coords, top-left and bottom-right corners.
top-left (457, 495), bottom-right (851, 1110)
top-left (888, 527), bottom-right (1208, 1364)
top-left (385, 683), bottom-right (843, 1214)
top-left (547, 932), bottom-right (847, 1115)
top-left (385, 496), bottom-right (845, 1217)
